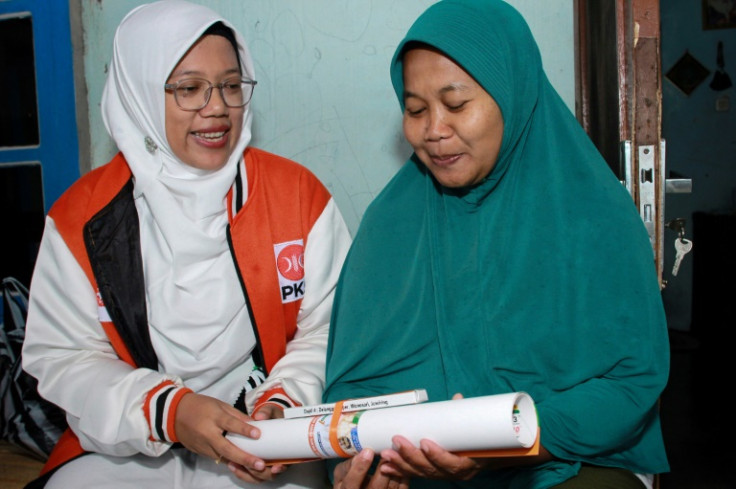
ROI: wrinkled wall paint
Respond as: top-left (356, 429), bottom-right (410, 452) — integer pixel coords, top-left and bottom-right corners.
top-left (79, 0), bottom-right (574, 235)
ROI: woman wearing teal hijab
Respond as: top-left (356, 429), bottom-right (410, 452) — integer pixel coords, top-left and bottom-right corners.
top-left (324, 0), bottom-right (669, 488)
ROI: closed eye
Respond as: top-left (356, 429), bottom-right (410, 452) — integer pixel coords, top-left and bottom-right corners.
top-left (175, 80), bottom-right (206, 97)
top-left (222, 78), bottom-right (243, 91)
top-left (447, 101), bottom-right (468, 111)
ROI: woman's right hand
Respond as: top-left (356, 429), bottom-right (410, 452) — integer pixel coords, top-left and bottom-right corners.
top-left (333, 449), bottom-right (410, 489)
top-left (174, 392), bottom-right (284, 483)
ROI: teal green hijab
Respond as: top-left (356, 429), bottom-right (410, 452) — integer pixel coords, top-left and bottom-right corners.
top-left (324, 1), bottom-right (669, 486)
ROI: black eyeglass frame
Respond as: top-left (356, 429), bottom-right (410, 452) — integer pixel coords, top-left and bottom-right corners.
top-left (164, 77), bottom-right (257, 111)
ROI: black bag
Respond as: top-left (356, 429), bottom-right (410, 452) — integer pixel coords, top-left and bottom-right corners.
top-left (1, 276), bottom-right (67, 460)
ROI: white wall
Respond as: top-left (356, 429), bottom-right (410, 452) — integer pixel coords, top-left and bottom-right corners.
top-left (81, 0), bottom-right (573, 235)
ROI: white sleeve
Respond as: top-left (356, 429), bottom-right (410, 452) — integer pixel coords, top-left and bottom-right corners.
top-left (21, 217), bottom-right (181, 457)
top-left (246, 198), bottom-right (352, 410)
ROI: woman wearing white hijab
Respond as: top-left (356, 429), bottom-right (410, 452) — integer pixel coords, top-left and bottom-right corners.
top-left (21, 1), bottom-right (351, 487)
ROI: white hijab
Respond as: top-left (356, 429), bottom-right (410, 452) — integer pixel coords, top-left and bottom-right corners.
top-left (101, 0), bottom-right (257, 387)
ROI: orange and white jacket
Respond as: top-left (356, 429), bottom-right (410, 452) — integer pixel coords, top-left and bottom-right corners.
top-left (22, 147), bottom-right (351, 476)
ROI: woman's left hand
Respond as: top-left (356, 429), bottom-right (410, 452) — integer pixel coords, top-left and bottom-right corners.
top-left (227, 403), bottom-right (288, 481)
top-left (333, 449), bottom-right (410, 489)
top-left (174, 393), bottom-right (286, 483)
top-left (377, 393), bottom-right (488, 481)
top-left (378, 436), bottom-right (490, 481)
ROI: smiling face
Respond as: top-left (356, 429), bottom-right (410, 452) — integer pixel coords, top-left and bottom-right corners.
top-left (402, 47), bottom-right (504, 188)
top-left (165, 34), bottom-right (244, 171)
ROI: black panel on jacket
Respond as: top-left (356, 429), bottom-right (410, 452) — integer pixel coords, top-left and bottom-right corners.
top-left (84, 179), bottom-right (158, 370)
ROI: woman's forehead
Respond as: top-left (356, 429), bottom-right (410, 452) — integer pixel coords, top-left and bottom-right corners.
top-left (168, 34), bottom-right (239, 79)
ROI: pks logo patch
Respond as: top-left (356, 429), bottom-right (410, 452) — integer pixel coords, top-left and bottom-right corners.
top-left (274, 239), bottom-right (305, 303)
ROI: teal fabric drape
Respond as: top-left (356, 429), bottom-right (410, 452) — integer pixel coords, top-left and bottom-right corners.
top-left (323, 1), bottom-right (669, 487)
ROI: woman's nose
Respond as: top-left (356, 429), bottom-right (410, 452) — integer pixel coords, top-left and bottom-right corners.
top-left (426, 110), bottom-right (451, 140)
top-left (201, 86), bottom-right (228, 115)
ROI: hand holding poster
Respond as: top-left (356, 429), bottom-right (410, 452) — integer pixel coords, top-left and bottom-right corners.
top-left (227, 392), bottom-right (538, 463)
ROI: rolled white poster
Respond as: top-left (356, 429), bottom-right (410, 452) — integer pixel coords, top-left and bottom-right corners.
top-left (227, 392), bottom-right (538, 463)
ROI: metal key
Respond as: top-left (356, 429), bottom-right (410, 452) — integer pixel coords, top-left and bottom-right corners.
top-left (672, 238), bottom-right (693, 276)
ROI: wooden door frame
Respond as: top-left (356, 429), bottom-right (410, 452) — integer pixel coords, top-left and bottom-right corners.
top-left (575, 0), bottom-right (665, 286)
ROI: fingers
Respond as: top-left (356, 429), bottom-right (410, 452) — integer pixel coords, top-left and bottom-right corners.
top-left (419, 438), bottom-right (485, 480)
top-left (214, 435), bottom-right (269, 473)
top-left (370, 460), bottom-right (410, 489)
top-left (383, 468), bottom-right (410, 489)
top-left (176, 394), bottom-right (256, 448)
top-left (222, 402), bottom-right (257, 423)
top-left (379, 436), bottom-right (481, 481)
top-left (174, 392), bottom-right (298, 485)
top-left (225, 460), bottom-right (287, 484)
top-left (379, 437), bottom-right (431, 478)
top-left (416, 439), bottom-right (467, 476)
top-left (220, 415), bottom-right (260, 439)
top-left (207, 414), bottom-right (262, 465)
top-left (252, 403), bottom-right (285, 421)
top-left (334, 450), bottom-right (411, 489)
top-left (334, 449), bottom-right (374, 489)
top-left (220, 404), bottom-right (261, 438)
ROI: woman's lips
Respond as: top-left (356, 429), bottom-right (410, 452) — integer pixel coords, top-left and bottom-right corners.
top-left (191, 128), bottom-right (230, 148)
top-left (430, 153), bottom-right (462, 167)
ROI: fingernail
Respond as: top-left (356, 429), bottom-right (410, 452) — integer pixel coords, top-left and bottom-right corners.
top-left (227, 463), bottom-right (237, 473)
top-left (360, 449), bottom-right (373, 460)
top-left (254, 460), bottom-right (265, 471)
top-left (250, 428), bottom-right (260, 438)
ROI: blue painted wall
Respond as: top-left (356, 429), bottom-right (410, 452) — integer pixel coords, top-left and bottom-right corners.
top-left (661, 0), bottom-right (736, 331)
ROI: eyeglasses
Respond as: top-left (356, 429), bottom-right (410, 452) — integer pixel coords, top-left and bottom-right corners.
top-left (164, 77), bottom-right (257, 111)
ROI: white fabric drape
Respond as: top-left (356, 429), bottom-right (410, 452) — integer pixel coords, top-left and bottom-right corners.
top-left (101, 0), bottom-right (256, 396)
